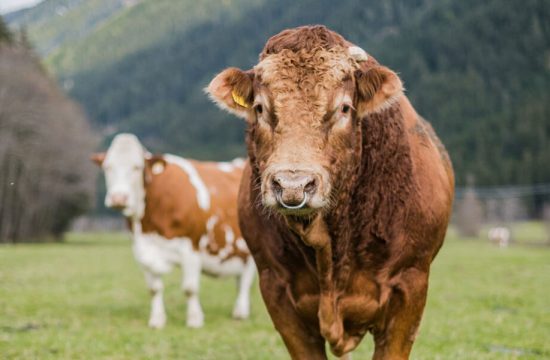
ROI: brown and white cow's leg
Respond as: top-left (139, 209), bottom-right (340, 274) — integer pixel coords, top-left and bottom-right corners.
top-left (181, 241), bottom-right (204, 328)
top-left (143, 270), bottom-right (167, 329)
top-left (232, 257), bottom-right (256, 319)
top-left (132, 232), bottom-right (171, 329)
top-left (372, 268), bottom-right (429, 360)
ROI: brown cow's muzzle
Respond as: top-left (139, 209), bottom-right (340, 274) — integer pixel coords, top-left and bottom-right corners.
top-left (263, 167), bottom-right (329, 216)
top-left (271, 171), bottom-right (318, 209)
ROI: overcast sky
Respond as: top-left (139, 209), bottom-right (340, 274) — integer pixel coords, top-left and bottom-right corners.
top-left (0, 0), bottom-right (43, 14)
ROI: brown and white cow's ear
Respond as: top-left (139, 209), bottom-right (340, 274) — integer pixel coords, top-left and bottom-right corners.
top-left (144, 155), bottom-right (166, 184)
top-left (355, 66), bottom-right (403, 117)
top-left (205, 67), bottom-right (254, 119)
top-left (90, 152), bottom-right (106, 166)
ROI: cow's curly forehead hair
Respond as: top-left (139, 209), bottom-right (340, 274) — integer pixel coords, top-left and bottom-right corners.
top-left (259, 25), bottom-right (349, 60)
top-left (254, 25), bottom-right (363, 101)
top-left (255, 47), bottom-right (358, 96)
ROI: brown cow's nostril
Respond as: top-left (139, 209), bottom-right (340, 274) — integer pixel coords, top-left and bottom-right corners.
top-left (271, 177), bottom-right (283, 195)
top-left (304, 178), bottom-right (317, 194)
top-left (269, 171), bottom-right (320, 210)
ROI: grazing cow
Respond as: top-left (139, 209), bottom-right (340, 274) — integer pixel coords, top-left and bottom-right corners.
top-left (91, 134), bottom-right (255, 329)
top-left (488, 227), bottom-right (511, 248)
top-left (207, 26), bottom-right (454, 359)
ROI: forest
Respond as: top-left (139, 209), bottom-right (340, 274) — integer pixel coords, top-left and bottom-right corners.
top-left (8, 0), bottom-right (547, 187)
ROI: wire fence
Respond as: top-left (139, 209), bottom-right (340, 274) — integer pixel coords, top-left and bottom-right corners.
top-left (453, 183), bottom-right (550, 246)
top-left (455, 183), bottom-right (550, 199)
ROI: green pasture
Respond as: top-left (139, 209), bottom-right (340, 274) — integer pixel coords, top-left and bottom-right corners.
top-left (0, 229), bottom-right (549, 359)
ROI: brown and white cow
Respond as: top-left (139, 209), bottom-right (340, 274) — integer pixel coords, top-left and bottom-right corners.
top-left (207, 26), bottom-right (454, 359)
top-left (91, 133), bottom-right (255, 329)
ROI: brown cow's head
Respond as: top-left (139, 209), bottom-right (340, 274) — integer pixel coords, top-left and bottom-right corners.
top-left (207, 26), bottom-right (403, 219)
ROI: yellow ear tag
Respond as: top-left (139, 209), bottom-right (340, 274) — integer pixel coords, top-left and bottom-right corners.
top-left (231, 90), bottom-right (249, 108)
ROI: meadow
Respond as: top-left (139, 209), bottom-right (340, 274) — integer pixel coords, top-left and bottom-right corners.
top-left (1, 230), bottom-right (549, 359)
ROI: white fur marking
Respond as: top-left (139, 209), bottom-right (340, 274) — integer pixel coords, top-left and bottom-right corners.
top-left (151, 162), bottom-right (165, 175)
top-left (224, 225), bottom-right (235, 244)
top-left (200, 252), bottom-right (246, 277)
top-left (181, 239), bottom-right (204, 328)
top-left (233, 258), bottom-right (256, 319)
top-left (164, 154), bottom-right (211, 211)
top-left (217, 162), bottom-right (234, 173)
top-left (218, 248), bottom-right (229, 259)
top-left (206, 216), bottom-right (218, 232)
top-left (102, 133), bottom-right (147, 219)
top-left (144, 271), bottom-right (166, 329)
top-left (236, 237), bottom-right (249, 252)
top-left (199, 234), bottom-right (209, 250)
top-left (232, 158), bottom-right (245, 168)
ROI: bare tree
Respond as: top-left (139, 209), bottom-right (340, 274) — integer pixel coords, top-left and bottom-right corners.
top-left (0, 44), bottom-right (97, 243)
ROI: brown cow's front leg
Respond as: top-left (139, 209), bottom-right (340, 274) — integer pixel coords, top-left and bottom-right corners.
top-left (259, 269), bottom-right (327, 360)
top-left (372, 268), bottom-right (429, 360)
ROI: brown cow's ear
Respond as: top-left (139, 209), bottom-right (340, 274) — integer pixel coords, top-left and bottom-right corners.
top-left (206, 67), bottom-right (254, 119)
top-left (90, 152), bottom-right (106, 166)
top-left (355, 66), bottom-right (403, 117)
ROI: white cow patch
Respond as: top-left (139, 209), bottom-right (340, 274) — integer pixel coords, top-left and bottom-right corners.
top-left (200, 252), bottom-right (246, 277)
top-left (231, 158), bottom-right (246, 168)
top-left (133, 233), bottom-right (189, 274)
top-left (236, 237), bottom-right (249, 252)
top-left (217, 158), bottom-right (246, 172)
top-left (102, 133), bottom-right (147, 219)
top-left (224, 225), bottom-right (235, 245)
top-left (134, 231), bottom-right (248, 278)
top-left (217, 162), bottom-right (235, 173)
top-left (206, 215), bottom-right (218, 232)
top-left (151, 161), bottom-right (165, 175)
top-left (199, 234), bottom-right (209, 250)
top-left (164, 154), bottom-right (211, 211)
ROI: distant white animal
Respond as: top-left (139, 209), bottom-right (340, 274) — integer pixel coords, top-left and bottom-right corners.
top-left (488, 227), bottom-right (511, 248)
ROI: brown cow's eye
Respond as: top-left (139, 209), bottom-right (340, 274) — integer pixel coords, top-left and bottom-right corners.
top-left (341, 104), bottom-right (351, 114)
top-left (255, 104), bottom-right (263, 115)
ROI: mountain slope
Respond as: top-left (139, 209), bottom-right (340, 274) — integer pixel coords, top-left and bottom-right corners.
top-left (6, 0), bottom-right (129, 56)
top-left (6, 0), bottom-right (550, 188)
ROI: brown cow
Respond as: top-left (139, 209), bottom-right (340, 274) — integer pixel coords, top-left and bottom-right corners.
top-left (92, 133), bottom-right (255, 329)
top-left (207, 26), bottom-right (454, 359)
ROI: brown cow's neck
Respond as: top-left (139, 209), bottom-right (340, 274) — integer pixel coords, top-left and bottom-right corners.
top-left (317, 101), bottom-right (414, 354)
top-left (332, 101), bottom-right (414, 260)
top-left (362, 103), bottom-right (414, 230)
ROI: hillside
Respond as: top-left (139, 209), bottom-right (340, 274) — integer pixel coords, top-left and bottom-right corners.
top-left (6, 0), bottom-right (129, 56)
top-left (6, 0), bottom-right (550, 187)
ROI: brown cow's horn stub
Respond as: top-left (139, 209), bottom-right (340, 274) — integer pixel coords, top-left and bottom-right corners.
top-left (348, 46), bottom-right (368, 62)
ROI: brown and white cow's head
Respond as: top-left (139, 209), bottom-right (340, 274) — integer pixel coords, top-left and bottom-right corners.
top-left (91, 133), bottom-right (165, 220)
top-left (207, 26), bottom-right (403, 219)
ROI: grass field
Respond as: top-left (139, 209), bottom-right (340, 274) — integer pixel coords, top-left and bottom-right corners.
top-left (1, 231), bottom-right (549, 359)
